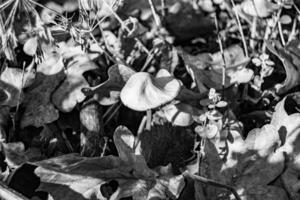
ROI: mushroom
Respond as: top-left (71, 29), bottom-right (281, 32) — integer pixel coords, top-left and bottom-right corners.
top-left (120, 69), bottom-right (181, 111)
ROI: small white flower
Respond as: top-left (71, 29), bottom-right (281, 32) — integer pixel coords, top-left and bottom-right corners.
top-left (208, 88), bottom-right (217, 100)
top-left (252, 53), bottom-right (275, 68)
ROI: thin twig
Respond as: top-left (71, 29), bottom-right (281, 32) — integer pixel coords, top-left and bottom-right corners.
top-left (137, 115), bottom-right (147, 137)
top-left (161, 0), bottom-right (166, 18)
top-left (100, 136), bottom-right (109, 157)
top-left (147, 0), bottom-right (162, 27)
top-left (102, 1), bottom-right (151, 56)
top-left (183, 172), bottom-right (241, 200)
top-left (104, 103), bottom-right (122, 125)
top-left (250, 16), bottom-right (257, 50)
top-left (262, 22), bottom-right (272, 53)
top-left (230, 0), bottom-right (249, 57)
top-left (278, 21), bottom-right (285, 46)
top-left (288, 18), bottom-right (297, 43)
top-left (270, 7), bottom-right (283, 39)
top-left (61, 131), bottom-right (74, 153)
top-left (89, 32), bottom-right (118, 63)
top-left (214, 15), bottom-right (227, 97)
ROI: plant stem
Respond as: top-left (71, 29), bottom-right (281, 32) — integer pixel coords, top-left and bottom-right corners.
top-left (148, 0), bottom-right (162, 27)
top-left (288, 18), bottom-right (297, 43)
top-left (230, 0), bottom-right (249, 58)
top-left (100, 136), bottom-right (108, 157)
top-left (104, 103), bottom-right (122, 125)
top-left (146, 109), bottom-right (152, 131)
top-left (250, 16), bottom-right (257, 50)
top-left (278, 21), bottom-right (285, 46)
top-left (214, 14), bottom-right (226, 97)
top-left (161, 0), bottom-right (166, 18)
top-left (137, 115), bottom-right (147, 137)
top-left (102, 1), bottom-right (151, 56)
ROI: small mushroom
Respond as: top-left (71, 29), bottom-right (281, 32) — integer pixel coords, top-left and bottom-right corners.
top-left (163, 102), bottom-right (203, 126)
top-left (120, 70), bottom-right (181, 111)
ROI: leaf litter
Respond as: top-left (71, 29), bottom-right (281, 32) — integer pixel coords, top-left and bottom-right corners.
top-left (0, 0), bottom-right (299, 200)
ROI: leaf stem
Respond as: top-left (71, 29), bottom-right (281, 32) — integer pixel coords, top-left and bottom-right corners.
top-left (214, 14), bottom-right (226, 97)
top-left (148, 0), bottom-right (162, 27)
top-left (230, 0), bottom-right (249, 58)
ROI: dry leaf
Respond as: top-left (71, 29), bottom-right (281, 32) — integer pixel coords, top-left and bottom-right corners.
top-left (21, 71), bottom-right (65, 128)
top-left (0, 65), bottom-right (35, 107)
top-left (83, 64), bottom-right (136, 106)
top-left (31, 126), bottom-right (185, 200)
top-left (52, 55), bottom-right (98, 112)
top-left (266, 41), bottom-right (300, 94)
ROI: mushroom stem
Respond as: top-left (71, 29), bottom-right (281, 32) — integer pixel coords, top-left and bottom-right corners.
top-left (138, 116), bottom-right (147, 137)
top-left (146, 109), bottom-right (152, 131)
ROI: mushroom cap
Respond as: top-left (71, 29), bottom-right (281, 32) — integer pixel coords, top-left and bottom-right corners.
top-left (120, 71), bottom-right (181, 111)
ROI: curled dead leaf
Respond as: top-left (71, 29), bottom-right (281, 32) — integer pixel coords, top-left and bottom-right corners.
top-left (266, 41), bottom-right (300, 94)
top-left (52, 56), bottom-right (98, 112)
top-left (83, 64), bottom-right (136, 106)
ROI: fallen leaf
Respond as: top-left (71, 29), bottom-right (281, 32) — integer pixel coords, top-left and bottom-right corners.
top-left (52, 55), bottom-right (98, 112)
top-left (21, 72), bottom-right (64, 128)
top-left (83, 64), bottom-right (136, 106)
top-left (266, 41), bottom-right (300, 94)
top-left (0, 65), bottom-right (35, 107)
top-left (31, 126), bottom-right (185, 200)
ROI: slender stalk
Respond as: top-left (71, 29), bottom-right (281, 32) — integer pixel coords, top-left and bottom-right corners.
top-left (230, 0), bottom-right (249, 57)
top-left (61, 131), bottom-right (74, 153)
top-left (161, 0), bottom-right (166, 18)
top-left (100, 136), bottom-right (109, 157)
top-left (103, 103), bottom-right (122, 125)
top-left (270, 7), bottom-right (283, 39)
top-left (214, 15), bottom-right (227, 97)
top-left (262, 22), bottom-right (272, 53)
top-left (137, 116), bottom-right (147, 137)
top-left (148, 0), bottom-right (162, 27)
top-left (102, 1), bottom-right (151, 55)
top-left (89, 32), bottom-right (117, 63)
top-left (278, 21), bottom-right (285, 46)
top-left (145, 109), bottom-right (152, 131)
top-left (250, 16), bottom-right (257, 50)
top-left (288, 18), bottom-right (297, 43)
